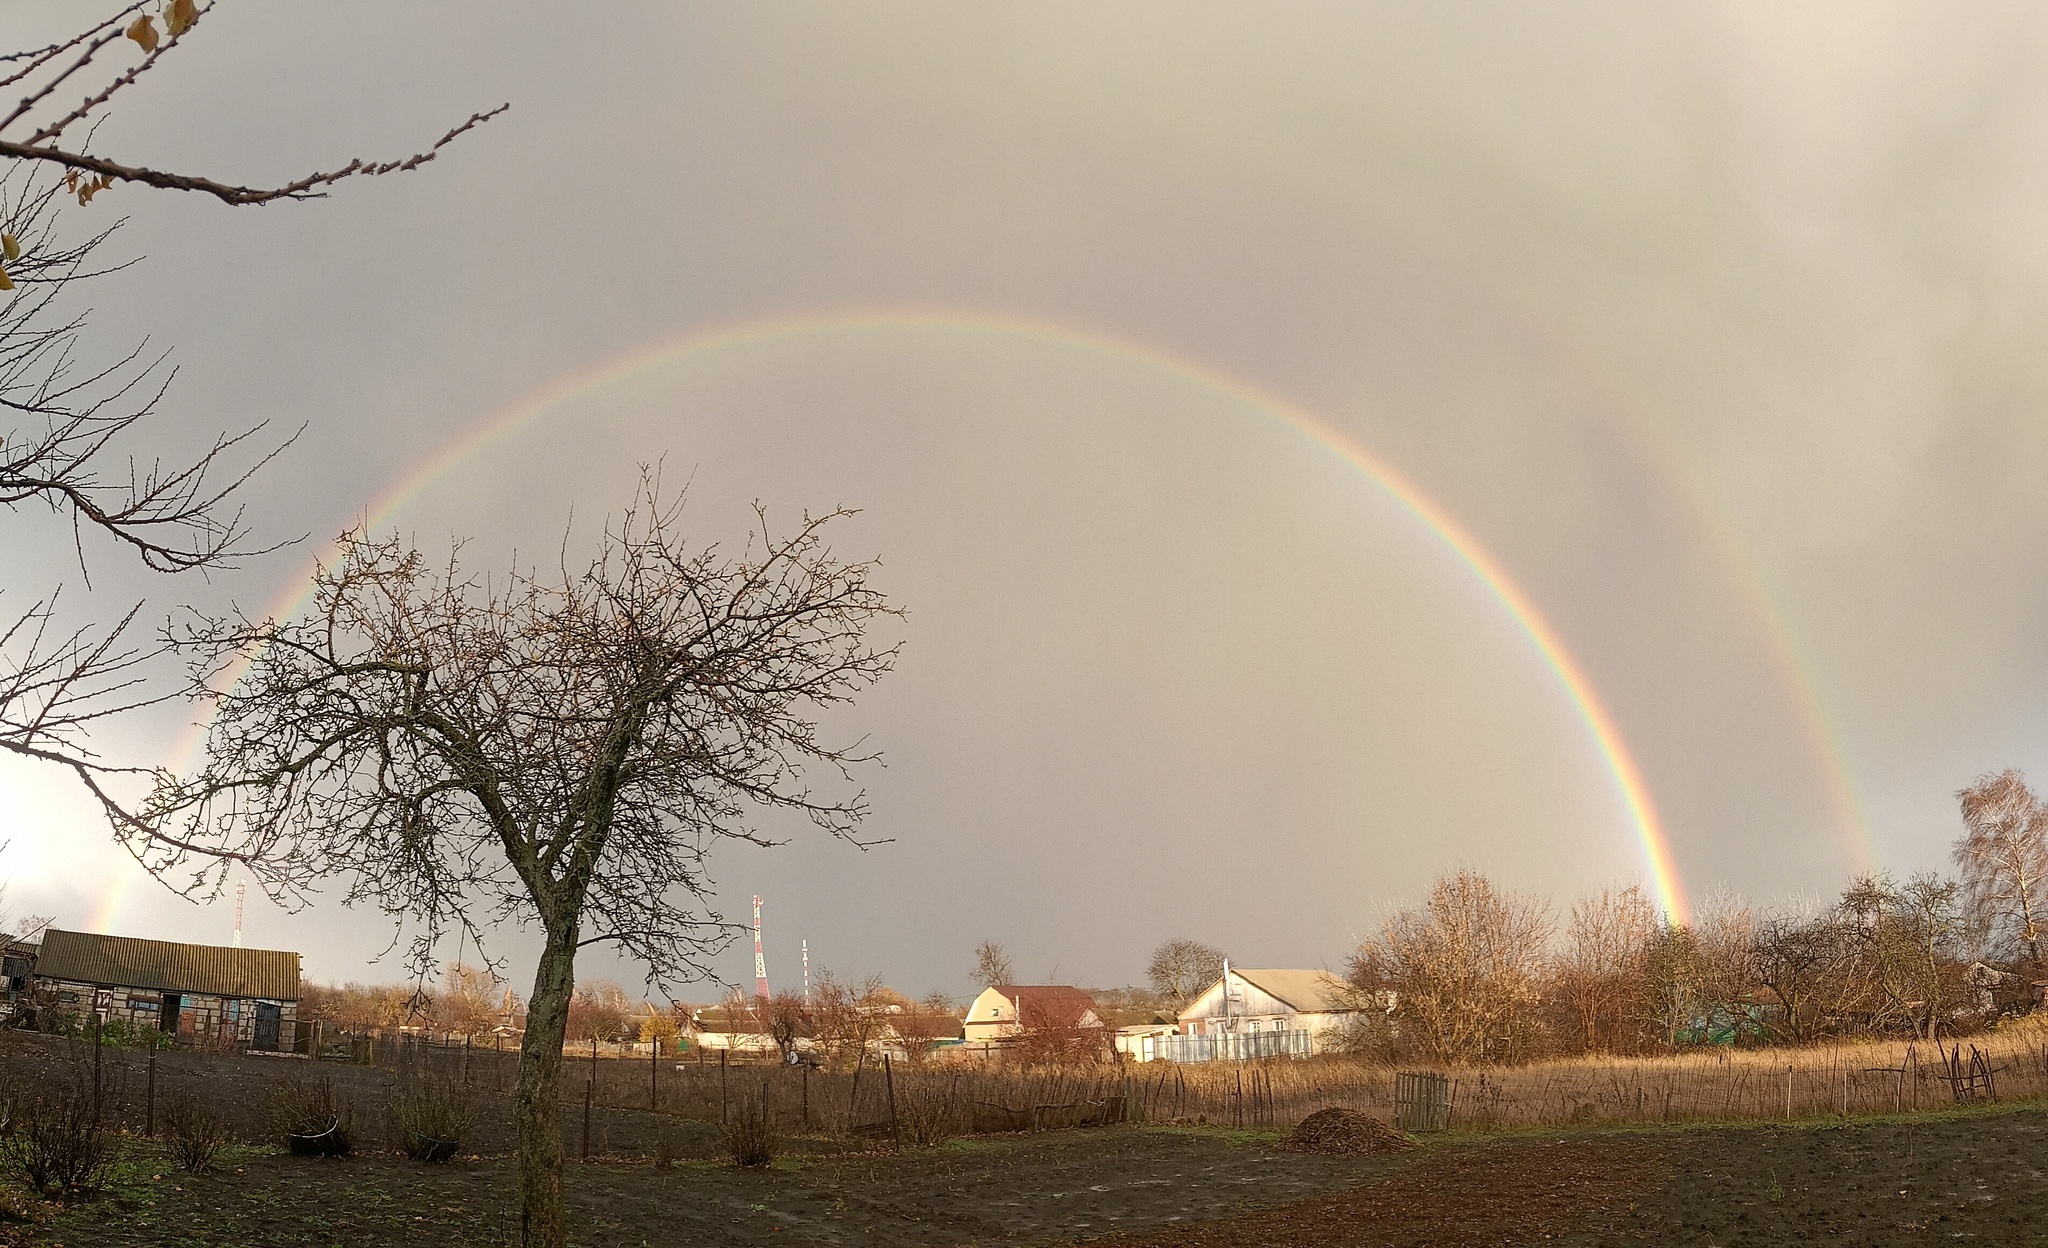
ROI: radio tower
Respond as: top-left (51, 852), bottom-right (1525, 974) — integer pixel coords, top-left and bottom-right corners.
top-left (801, 939), bottom-right (810, 1005)
top-left (752, 895), bottom-right (770, 1001)
top-left (232, 880), bottom-right (245, 948)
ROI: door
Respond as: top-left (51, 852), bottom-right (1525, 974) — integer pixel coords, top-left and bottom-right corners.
top-left (253, 1002), bottom-right (281, 1051)
top-left (161, 994), bottom-right (181, 1037)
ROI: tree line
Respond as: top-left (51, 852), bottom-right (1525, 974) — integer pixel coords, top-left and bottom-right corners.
top-left (1346, 770), bottom-right (2048, 1064)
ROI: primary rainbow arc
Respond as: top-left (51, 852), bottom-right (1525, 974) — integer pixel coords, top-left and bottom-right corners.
top-left (121, 308), bottom-right (1693, 931)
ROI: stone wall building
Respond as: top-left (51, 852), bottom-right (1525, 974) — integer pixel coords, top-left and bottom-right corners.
top-left (31, 928), bottom-right (301, 1051)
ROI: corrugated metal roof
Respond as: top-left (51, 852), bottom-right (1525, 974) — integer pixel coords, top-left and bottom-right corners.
top-left (34, 929), bottom-right (300, 1002)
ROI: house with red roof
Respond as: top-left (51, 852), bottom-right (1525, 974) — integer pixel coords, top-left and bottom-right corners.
top-left (962, 984), bottom-right (1104, 1044)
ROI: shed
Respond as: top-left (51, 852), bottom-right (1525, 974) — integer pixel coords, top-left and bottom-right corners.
top-left (32, 928), bottom-right (301, 1050)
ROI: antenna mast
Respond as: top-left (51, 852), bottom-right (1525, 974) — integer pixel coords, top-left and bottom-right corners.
top-left (752, 895), bottom-right (770, 1001)
top-left (232, 880), bottom-right (245, 948)
top-left (802, 939), bottom-right (810, 1006)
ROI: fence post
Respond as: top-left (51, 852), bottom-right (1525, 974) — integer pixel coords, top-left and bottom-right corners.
top-left (802, 1063), bottom-right (810, 1128)
top-left (720, 1048), bottom-right (729, 1124)
top-left (145, 1045), bottom-right (157, 1136)
top-left (848, 1051), bottom-right (862, 1132)
top-left (92, 1010), bottom-right (104, 1125)
top-left (884, 1054), bottom-right (898, 1144)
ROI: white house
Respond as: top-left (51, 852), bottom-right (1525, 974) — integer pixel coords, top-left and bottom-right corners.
top-left (1171, 965), bottom-right (1362, 1054)
top-left (962, 985), bottom-right (1103, 1043)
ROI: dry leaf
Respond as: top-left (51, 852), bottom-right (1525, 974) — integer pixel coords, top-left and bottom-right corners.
top-left (166, 0), bottom-right (197, 37)
top-left (1, 235), bottom-right (17, 263)
top-left (126, 14), bottom-right (159, 54)
top-left (0, 265), bottom-right (13, 292)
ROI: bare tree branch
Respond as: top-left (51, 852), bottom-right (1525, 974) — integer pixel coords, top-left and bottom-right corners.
top-left (1, 6), bottom-right (506, 207)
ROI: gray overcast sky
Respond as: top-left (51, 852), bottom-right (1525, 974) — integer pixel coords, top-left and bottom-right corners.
top-left (8, 2), bottom-right (2048, 1001)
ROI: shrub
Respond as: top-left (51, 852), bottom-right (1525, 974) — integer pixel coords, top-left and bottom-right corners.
top-left (1, 1086), bottom-right (113, 1193)
top-left (652, 1120), bottom-right (681, 1169)
top-left (721, 1090), bottom-right (777, 1167)
top-left (267, 1074), bottom-right (354, 1156)
top-left (162, 1094), bottom-right (234, 1173)
top-left (388, 1076), bottom-right (475, 1162)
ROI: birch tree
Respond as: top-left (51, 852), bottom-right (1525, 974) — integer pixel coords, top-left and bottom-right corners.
top-left (1954, 769), bottom-right (2048, 967)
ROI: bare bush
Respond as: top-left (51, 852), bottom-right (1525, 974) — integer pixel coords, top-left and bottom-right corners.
top-left (390, 1076), bottom-right (475, 1162)
top-left (161, 1093), bottom-right (233, 1173)
top-left (266, 1074), bottom-right (354, 1156)
top-left (722, 1087), bottom-right (778, 1167)
top-left (1, 1083), bottom-right (111, 1193)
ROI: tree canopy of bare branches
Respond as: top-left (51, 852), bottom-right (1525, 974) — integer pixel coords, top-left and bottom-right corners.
top-left (1840, 872), bottom-right (1968, 1040)
top-left (0, 166), bottom-right (291, 793)
top-left (1552, 885), bottom-right (1656, 1053)
top-left (971, 939), bottom-right (1014, 990)
top-left (1, 5), bottom-right (505, 211)
top-left (141, 481), bottom-right (898, 1248)
top-left (1954, 769), bottom-right (2048, 966)
top-left (3, 5), bottom-right (498, 815)
top-left (1145, 937), bottom-right (1225, 1009)
top-left (1347, 870), bottom-right (1553, 1064)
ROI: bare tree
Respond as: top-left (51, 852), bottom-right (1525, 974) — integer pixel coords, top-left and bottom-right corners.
top-left (1145, 938), bottom-right (1225, 1010)
top-left (1750, 911), bottom-right (1853, 1044)
top-left (971, 939), bottom-right (1014, 990)
top-left (807, 970), bottom-right (897, 1068)
top-left (1551, 885), bottom-right (1656, 1054)
top-left (139, 482), bottom-right (898, 1248)
top-left (1954, 769), bottom-right (2048, 968)
top-left (1839, 872), bottom-right (1968, 1040)
top-left (1347, 870), bottom-right (1554, 1064)
top-left (1, 5), bottom-right (505, 209)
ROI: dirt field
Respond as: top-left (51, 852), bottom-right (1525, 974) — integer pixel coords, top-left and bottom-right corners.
top-left (5, 1030), bottom-right (2045, 1246)
top-left (2, 1109), bottom-right (2042, 1246)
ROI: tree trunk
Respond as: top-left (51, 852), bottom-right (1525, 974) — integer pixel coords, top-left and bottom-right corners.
top-left (516, 924), bottom-right (579, 1248)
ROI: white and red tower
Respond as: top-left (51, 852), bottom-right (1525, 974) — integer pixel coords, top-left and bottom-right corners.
top-left (752, 895), bottom-right (770, 1001)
